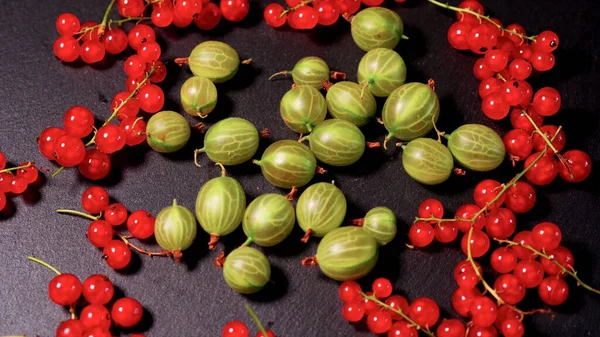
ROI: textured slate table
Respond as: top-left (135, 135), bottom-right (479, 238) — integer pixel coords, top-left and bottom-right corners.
top-left (1, 0), bottom-right (599, 336)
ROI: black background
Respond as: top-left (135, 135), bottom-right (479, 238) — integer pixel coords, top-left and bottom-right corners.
top-left (1, 0), bottom-right (599, 336)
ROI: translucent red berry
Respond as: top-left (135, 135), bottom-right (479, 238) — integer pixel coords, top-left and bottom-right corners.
top-left (104, 28), bottom-right (128, 55)
top-left (385, 295), bottom-right (409, 319)
top-left (341, 301), bottom-right (364, 322)
top-left (514, 260), bottom-right (544, 288)
top-left (315, 1), bottom-right (339, 26)
top-left (408, 297), bottom-right (439, 327)
top-left (152, 4), bottom-right (175, 27)
top-left (470, 296), bottom-right (497, 327)
top-left (79, 149), bottom-right (112, 181)
top-left (558, 150), bottom-right (592, 182)
top-left (96, 124), bottom-right (127, 154)
top-left (509, 59), bottom-right (532, 80)
top-left (473, 58), bottom-right (494, 80)
top-left (128, 24), bottom-right (156, 51)
top-left (338, 281), bottom-right (361, 303)
top-left (49, 274), bottom-right (82, 306)
top-left (148, 60), bottom-right (168, 83)
top-left (367, 309), bottom-right (393, 334)
top-left (111, 297), bottom-right (143, 328)
top-left (532, 87), bottom-right (561, 116)
top-left (503, 182), bottom-right (536, 214)
top-left (461, 229), bottom-right (490, 257)
top-left (120, 118), bottom-right (147, 146)
top-left (451, 287), bottom-right (480, 317)
top-left (56, 13), bottom-right (81, 36)
top-left (138, 41), bottom-right (162, 63)
top-left (501, 318), bottom-right (524, 337)
top-left (54, 134), bottom-right (86, 167)
top-left (490, 247), bottom-right (518, 273)
top-left (418, 198), bottom-right (444, 219)
top-left (434, 221), bottom-right (458, 243)
top-left (103, 240), bottom-right (132, 269)
top-left (408, 221), bottom-right (434, 247)
top-left (478, 77), bottom-right (502, 99)
top-left (138, 84), bottom-right (165, 113)
top-left (511, 231), bottom-right (535, 260)
top-left (195, 2), bottom-right (223, 30)
top-left (124, 55), bottom-right (146, 78)
top-left (532, 125), bottom-right (565, 152)
top-left (82, 186), bottom-right (110, 214)
top-left (473, 179), bottom-right (505, 209)
top-left (54, 36), bottom-right (81, 62)
top-left (447, 21), bottom-right (472, 50)
top-left (532, 30), bottom-right (559, 53)
top-left (264, 3), bottom-right (287, 27)
top-left (372, 278), bottom-right (393, 298)
top-left (530, 51), bottom-right (555, 71)
top-left (80, 40), bottom-right (106, 64)
top-left (127, 210), bottom-right (156, 239)
top-left (455, 204), bottom-right (485, 232)
top-left (484, 49), bottom-right (509, 72)
top-left (81, 304), bottom-right (111, 330)
top-left (524, 152), bottom-right (558, 186)
top-left (87, 220), bottom-right (114, 248)
top-left (538, 277), bottom-right (569, 305)
top-left (223, 320), bottom-right (250, 337)
top-left (82, 274), bottom-right (114, 305)
top-left (484, 208), bottom-right (516, 240)
top-left (510, 108), bottom-right (543, 134)
top-left (437, 318), bottom-right (466, 337)
top-left (389, 321), bottom-right (418, 337)
top-left (288, 6), bottom-right (318, 30)
top-left (118, 0), bottom-right (145, 18)
top-left (220, 0), bottom-right (250, 22)
top-left (56, 319), bottom-right (85, 337)
top-left (493, 274), bottom-right (525, 304)
top-left (104, 203), bottom-right (128, 226)
top-left (541, 246), bottom-right (574, 276)
top-left (63, 106), bottom-right (95, 138)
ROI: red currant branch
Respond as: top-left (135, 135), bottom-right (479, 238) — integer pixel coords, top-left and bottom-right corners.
top-left (281, 0), bottom-right (315, 17)
top-left (108, 16), bottom-right (152, 27)
top-left (495, 239), bottom-right (600, 295)
top-left (56, 209), bottom-right (102, 221)
top-left (359, 292), bottom-right (436, 337)
top-left (427, 0), bottom-right (536, 42)
top-left (116, 233), bottom-right (174, 259)
top-left (27, 256), bottom-right (61, 275)
top-left (98, 0), bottom-right (117, 36)
top-left (245, 305), bottom-right (269, 337)
top-left (0, 162), bottom-right (33, 174)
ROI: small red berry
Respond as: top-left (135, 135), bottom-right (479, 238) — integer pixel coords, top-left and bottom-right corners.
top-left (49, 274), bottom-right (82, 306)
top-left (96, 124), bottom-right (127, 154)
top-left (372, 277), bottom-right (392, 298)
top-left (63, 106), bottom-right (95, 138)
top-left (220, 0), bottom-right (250, 22)
top-left (79, 149), bottom-right (111, 181)
top-left (82, 274), bottom-right (114, 305)
top-left (103, 240), bottom-right (132, 269)
top-left (366, 309), bottom-right (393, 334)
top-left (409, 297), bottom-right (439, 327)
top-left (104, 28), bottom-right (128, 55)
top-left (56, 13), bottom-right (81, 36)
top-left (338, 281), bottom-right (361, 303)
top-left (54, 36), bottom-right (80, 62)
top-left (80, 304), bottom-right (111, 330)
top-left (194, 2), bottom-right (222, 30)
top-left (111, 297), bottom-right (143, 328)
top-left (264, 3), bottom-right (287, 28)
top-left (127, 210), bottom-right (156, 239)
top-left (223, 320), bottom-right (249, 337)
top-left (82, 186), bottom-right (110, 214)
top-left (87, 220), bottom-right (114, 248)
top-left (54, 134), bottom-right (86, 167)
top-left (538, 277), bottom-right (569, 305)
top-left (341, 301), bottom-right (365, 322)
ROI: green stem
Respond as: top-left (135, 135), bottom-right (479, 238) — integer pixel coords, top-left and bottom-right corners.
top-left (242, 237), bottom-right (253, 247)
top-left (427, 0), bottom-right (536, 42)
top-left (0, 162), bottom-right (32, 174)
top-left (245, 305), bottom-right (269, 337)
top-left (28, 256), bottom-right (62, 275)
top-left (281, 0), bottom-right (315, 16)
top-left (496, 239), bottom-right (600, 295)
top-left (100, 0), bottom-right (117, 30)
top-left (56, 209), bottom-right (101, 221)
top-left (109, 16), bottom-right (151, 26)
top-left (51, 166), bottom-right (65, 178)
top-left (360, 292), bottom-right (435, 337)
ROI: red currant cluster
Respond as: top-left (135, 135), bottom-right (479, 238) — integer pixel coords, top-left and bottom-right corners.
top-left (263, 0), bottom-right (381, 29)
top-left (338, 278), bottom-right (452, 336)
top-left (29, 256), bottom-right (145, 337)
top-left (0, 152), bottom-right (40, 212)
top-left (54, 0), bottom-right (248, 63)
top-left (57, 186), bottom-right (168, 270)
top-left (222, 306), bottom-right (277, 337)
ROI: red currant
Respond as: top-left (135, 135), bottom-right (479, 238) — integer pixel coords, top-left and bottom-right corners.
top-left (255, 330), bottom-right (276, 337)
top-left (455, 204), bottom-right (485, 233)
top-left (495, 305), bottom-right (520, 329)
top-left (82, 326), bottom-right (112, 337)
top-left (478, 77), bottom-right (502, 99)
top-left (112, 297), bottom-right (143, 328)
top-left (220, 0), bottom-right (250, 22)
top-left (558, 150), bottom-right (592, 182)
top-left (499, 80), bottom-right (525, 106)
top-left (0, 192), bottom-right (6, 211)
top-left (511, 231), bottom-right (535, 259)
top-left (288, 6), bottom-right (318, 30)
top-left (361, 291), bottom-right (379, 314)
top-left (505, 23), bottom-right (525, 45)
top-left (437, 318), bottom-right (466, 337)
top-left (148, 60), bottom-right (168, 83)
top-left (56, 319), bottom-right (85, 337)
top-left (494, 274), bottom-right (525, 304)
top-left (56, 13), bottom-right (81, 36)
top-left (454, 260), bottom-right (480, 289)
top-left (500, 318), bottom-right (524, 337)
top-left (467, 325), bottom-right (498, 337)
top-left (138, 84), bottom-right (165, 113)
top-left (513, 43), bottom-right (532, 61)
top-left (334, 0), bottom-right (360, 15)
top-left (49, 273), bottom-right (82, 306)
top-left (510, 108), bottom-right (543, 134)
top-left (174, 0), bottom-right (203, 20)
top-left (418, 198), bottom-right (444, 219)
top-left (128, 24), bottom-right (156, 51)
top-left (508, 59), bottom-right (532, 80)
top-left (103, 240), bottom-right (132, 269)
top-left (503, 129), bottom-right (533, 161)
top-left (447, 21), bottom-right (472, 50)
top-left (87, 220), bottom-right (114, 248)
top-left (152, 3), bottom-right (175, 27)
top-left (541, 246), bottom-right (574, 276)
top-left (104, 203), bottom-right (128, 226)
top-left (82, 274), bottom-right (114, 305)
top-left (63, 106), bottom-right (94, 138)
top-left (485, 208), bottom-right (516, 240)
top-left (173, 7), bottom-right (195, 27)
top-left (467, 24), bottom-right (498, 54)
top-left (451, 287), bottom-right (480, 317)
top-left (80, 304), bottom-right (111, 330)
top-left (473, 58), bottom-right (494, 80)
top-left (104, 28), bottom-right (128, 55)
top-left (223, 320), bottom-right (250, 337)
top-left (372, 278), bottom-right (392, 298)
top-left (524, 152), bottom-right (558, 185)
top-left (10, 176), bottom-right (28, 194)
top-left (490, 247), bottom-right (518, 273)
top-left (385, 295), bottom-right (409, 319)
top-left (96, 124), bottom-right (127, 154)
top-left (0, 152), bottom-right (6, 170)
top-left (538, 277), bottom-right (569, 305)
top-left (112, 92), bottom-right (140, 120)
top-left (124, 55), bottom-right (146, 78)
top-left (408, 297), bottom-right (439, 327)
top-left (17, 162), bottom-right (39, 184)
top-left (120, 118), bottom-right (147, 146)
top-left (532, 125), bottom-right (565, 152)
top-left (518, 80), bottom-right (533, 107)
top-left (54, 134), bottom-right (86, 167)
top-left (79, 149), bottom-right (112, 181)
top-left (264, 3), bottom-right (287, 27)
top-left (456, 0), bottom-right (484, 26)
top-left (127, 210), bottom-right (156, 239)
top-left (79, 21), bottom-right (101, 42)
top-left (531, 221), bottom-right (562, 251)
top-left (195, 2), bottom-right (222, 30)
top-left (138, 41), bottom-right (162, 63)
top-left (408, 221), bottom-right (434, 247)
top-left (532, 30), bottom-right (559, 53)
top-left (434, 221), bottom-right (459, 243)
top-left (473, 179), bottom-right (504, 209)
top-left (503, 181), bottom-right (536, 213)
top-left (389, 321), bottom-right (418, 337)
top-left (118, 0), bottom-right (145, 17)
top-left (367, 309), bottom-right (393, 334)
top-left (470, 296), bottom-right (497, 327)
top-left (82, 186), bottom-right (110, 214)
top-left (514, 260), bottom-right (544, 288)
top-left (54, 36), bottom-right (81, 62)
top-left (341, 301), bottom-right (364, 322)
top-left (0, 173), bottom-right (13, 193)
top-left (530, 51), bottom-right (555, 71)
top-left (532, 87), bottom-right (561, 116)
top-left (461, 229), bottom-right (490, 257)
top-left (338, 280), bottom-right (361, 303)
top-left (484, 49), bottom-right (509, 72)
top-left (80, 40), bottom-right (106, 64)
top-left (316, 1), bottom-right (339, 26)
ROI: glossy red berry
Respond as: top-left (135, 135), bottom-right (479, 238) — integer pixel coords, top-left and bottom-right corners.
top-left (434, 221), bottom-right (459, 243)
top-left (511, 231), bottom-right (535, 260)
top-left (104, 203), bottom-right (128, 226)
top-left (455, 204), bottom-right (485, 233)
top-left (104, 28), bottom-right (128, 54)
top-left (538, 277), bottom-right (569, 305)
top-left (503, 129), bottom-right (533, 161)
top-left (456, 0), bottom-right (484, 26)
top-left (54, 36), bottom-right (81, 62)
top-left (473, 58), bottom-right (494, 80)
top-left (388, 321), bottom-right (418, 337)
top-left (491, 247), bottom-right (518, 273)
top-left (148, 60), bottom-right (168, 83)
top-left (174, 0), bottom-right (203, 20)
top-left (127, 210), bottom-right (156, 239)
top-left (264, 3), bottom-right (287, 27)
top-left (254, 330), bottom-right (276, 337)
top-left (118, 0), bottom-right (145, 18)
top-left (82, 326), bottom-right (112, 337)
top-left (103, 240), bottom-right (131, 269)
top-left (0, 152), bottom-right (5, 170)
top-left (514, 260), bottom-right (544, 288)
top-left (447, 21), bottom-right (472, 50)
top-left (124, 55), bottom-right (146, 78)
top-left (500, 80), bottom-right (525, 106)
top-left (532, 30), bottom-right (559, 53)
top-left (437, 319), bottom-right (466, 337)
top-left (494, 274), bottom-right (525, 304)
top-left (79, 149), bottom-right (111, 181)
top-left (16, 162), bottom-right (39, 184)
top-left (467, 24), bottom-right (498, 54)
top-left (509, 59), bottom-right (532, 80)
top-left (530, 51), bottom-right (555, 72)
top-left (451, 287), bottom-right (480, 317)
top-left (408, 221), bottom-right (434, 247)
top-left (361, 291), bottom-right (379, 314)
top-left (532, 125), bottom-right (565, 152)
top-left (63, 106), bottom-right (94, 138)
top-left (385, 295), bottom-right (409, 319)
top-left (505, 23), bottom-right (525, 45)
top-left (315, 1), bottom-right (339, 26)
top-left (80, 304), bottom-right (111, 330)
top-left (503, 182), bottom-right (536, 214)
top-left (56, 319), bottom-right (85, 337)
top-left (501, 318), bottom-right (524, 337)
top-left (495, 305), bottom-right (520, 329)
top-left (87, 220), bottom-right (114, 248)
top-left (470, 296), bottom-right (497, 327)
top-left (82, 274), bottom-right (114, 305)
top-left (532, 87), bottom-right (561, 116)
top-left (10, 176), bottom-right (28, 194)
top-left (334, 0), bottom-right (361, 15)
top-left (56, 13), bottom-right (81, 36)
top-left (152, 4), bottom-right (175, 27)
top-left (372, 278), bottom-right (392, 298)
top-left (510, 108), bottom-right (543, 134)
top-left (49, 274), bottom-right (82, 306)
top-left (0, 192), bottom-right (6, 211)
top-left (80, 40), bottom-right (106, 64)
top-left (454, 260), bottom-right (480, 289)
top-left (339, 280), bottom-right (361, 303)
top-left (195, 2), bottom-right (222, 30)
top-left (112, 92), bottom-right (140, 120)
top-left (467, 326), bottom-right (498, 337)
top-left (367, 310), bottom-right (393, 334)
top-left (478, 77), bottom-right (502, 99)
top-left (120, 118), bottom-right (147, 146)
top-left (341, 301), bottom-right (365, 322)
top-left (138, 41), bottom-right (162, 63)
top-left (128, 24), bottom-right (156, 51)
top-left (531, 222), bottom-right (562, 251)
top-left (138, 84), bottom-right (165, 113)
top-left (524, 152), bottom-right (558, 185)
top-left (461, 229), bottom-right (490, 258)
top-left (485, 208), bottom-right (516, 240)
top-left (112, 297), bottom-right (143, 328)
top-left (418, 198), bottom-right (444, 219)
top-left (220, 0), bottom-right (250, 22)
top-left (223, 320), bottom-right (250, 337)
top-left (54, 134), bottom-right (86, 167)
top-left (0, 173), bottom-right (13, 194)
top-left (484, 49), bottom-right (509, 72)
top-left (96, 124), bottom-right (127, 154)
top-left (409, 297), bottom-right (439, 327)
top-left (558, 150), bottom-right (592, 182)
top-left (541, 246), bottom-right (574, 276)
top-left (288, 6), bottom-right (318, 30)
top-left (473, 179), bottom-right (504, 209)
top-left (81, 186), bottom-right (110, 215)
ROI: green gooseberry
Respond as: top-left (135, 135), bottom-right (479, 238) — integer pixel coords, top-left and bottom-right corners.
top-left (146, 111), bottom-right (191, 153)
top-left (351, 7), bottom-right (405, 52)
top-left (280, 85), bottom-right (327, 133)
top-left (270, 56), bottom-right (330, 90)
top-left (188, 41), bottom-right (240, 83)
top-left (154, 199), bottom-right (197, 260)
top-left (362, 206), bottom-right (397, 245)
top-left (357, 48), bottom-right (407, 97)
top-left (447, 124), bottom-right (506, 172)
top-left (253, 140), bottom-right (316, 189)
top-left (382, 82), bottom-right (440, 141)
top-left (402, 138), bottom-right (454, 185)
top-left (242, 194), bottom-right (295, 247)
top-left (296, 182), bottom-right (346, 240)
top-left (223, 246), bottom-right (271, 294)
top-left (180, 76), bottom-right (218, 117)
top-left (315, 226), bottom-right (379, 281)
top-left (302, 119), bottom-right (365, 166)
top-left (196, 117), bottom-right (259, 166)
top-left (195, 165), bottom-right (246, 250)
top-left (326, 81), bottom-right (377, 126)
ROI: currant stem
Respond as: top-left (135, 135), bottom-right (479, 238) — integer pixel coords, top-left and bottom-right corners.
top-left (109, 16), bottom-right (151, 27)
top-left (27, 256), bottom-right (61, 275)
top-left (281, 0), bottom-right (315, 16)
top-left (56, 209), bottom-right (101, 221)
top-left (116, 234), bottom-right (170, 257)
top-left (495, 239), bottom-right (600, 295)
top-left (359, 292), bottom-right (436, 337)
top-left (0, 162), bottom-right (33, 174)
top-left (427, 0), bottom-right (536, 41)
top-left (98, 0), bottom-right (117, 35)
top-left (245, 305), bottom-right (269, 337)
top-left (466, 228), bottom-right (507, 306)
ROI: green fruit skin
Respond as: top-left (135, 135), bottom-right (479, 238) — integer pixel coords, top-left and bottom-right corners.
top-left (363, 206), bottom-right (397, 245)
top-left (357, 48), bottom-right (407, 97)
top-left (243, 194), bottom-right (295, 247)
top-left (180, 76), bottom-right (218, 117)
top-left (280, 85), bottom-right (327, 133)
top-left (382, 83), bottom-right (440, 141)
top-left (326, 81), bottom-right (377, 126)
top-left (447, 124), bottom-right (506, 172)
top-left (223, 246), bottom-right (271, 294)
top-left (402, 138), bottom-right (454, 185)
top-left (154, 200), bottom-right (197, 251)
top-left (146, 111), bottom-right (191, 153)
top-left (188, 41), bottom-right (239, 83)
top-left (351, 7), bottom-right (404, 52)
top-left (195, 176), bottom-right (246, 236)
top-left (306, 119), bottom-right (366, 166)
top-left (291, 57), bottom-right (330, 89)
top-left (256, 140), bottom-right (316, 189)
top-left (203, 117), bottom-right (259, 165)
top-left (316, 226), bottom-right (379, 281)
top-left (296, 182), bottom-right (347, 237)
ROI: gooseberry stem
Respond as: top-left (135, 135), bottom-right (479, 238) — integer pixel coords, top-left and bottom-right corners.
top-left (495, 239), bottom-right (600, 295)
top-left (0, 162), bottom-right (33, 174)
top-left (268, 71), bottom-right (289, 81)
top-left (426, 0), bottom-right (536, 41)
top-left (28, 256), bottom-right (61, 275)
top-left (56, 209), bottom-right (101, 221)
top-left (245, 305), bottom-right (269, 337)
top-left (215, 162), bottom-right (227, 176)
top-left (359, 292), bottom-right (436, 337)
